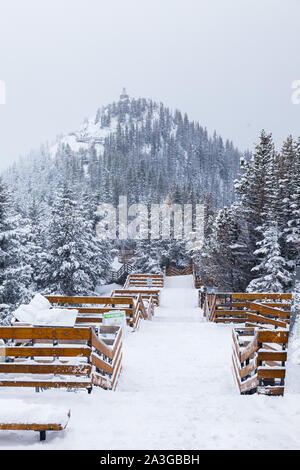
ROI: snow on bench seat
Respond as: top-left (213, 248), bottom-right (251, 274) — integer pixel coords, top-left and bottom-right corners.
top-left (0, 399), bottom-right (70, 441)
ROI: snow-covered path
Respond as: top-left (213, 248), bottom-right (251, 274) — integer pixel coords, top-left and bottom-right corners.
top-left (1, 275), bottom-right (300, 449)
top-left (118, 275), bottom-right (235, 396)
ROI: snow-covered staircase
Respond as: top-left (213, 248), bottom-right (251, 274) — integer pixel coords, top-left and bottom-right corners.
top-left (118, 275), bottom-right (234, 395)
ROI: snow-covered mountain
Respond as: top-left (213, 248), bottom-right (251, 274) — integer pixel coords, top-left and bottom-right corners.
top-left (3, 90), bottom-right (243, 213)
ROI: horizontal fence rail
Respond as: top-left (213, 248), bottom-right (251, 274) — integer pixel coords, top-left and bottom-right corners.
top-left (202, 292), bottom-right (292, 324)
top-left (124, 273), bottom-right (164, 289)
top-left (0, 325), bottom-right (122, 392)
top-left (113, 289), bottom-right (160, 307)
top-left (45, 294), bottom-right (154, 332)
top-left (44, 295), bottom-right (145, 331)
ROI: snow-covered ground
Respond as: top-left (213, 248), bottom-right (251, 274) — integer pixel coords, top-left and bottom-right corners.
top-left (1, 275), bottom-right (300, 449)
top-left (95, 283), bottom-right (122, 296)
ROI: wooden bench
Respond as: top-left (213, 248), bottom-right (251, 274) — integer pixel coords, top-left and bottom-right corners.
top-left (0, 403), bottom-right (70, 441)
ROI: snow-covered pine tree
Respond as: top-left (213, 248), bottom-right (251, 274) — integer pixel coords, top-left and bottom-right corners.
top-left (45, 185), bottom-right (97, 295)
top-left (199, 205), bottom-right (249, 290)
top-left (131, 203), bottom-right (162, 274)
top-left (80, 189), bottom-right (113, 287)
top-left (234, 130), bottom-right (276, 279)
top-left (285, 136), bottom-right (300, 264)
top-left (0, 179), bottom-right (33, 323)
top-left (25, 198), bottom-right (50, 292)
top-left (247, 220), bottom-right (292, 292)
top-left (190, 193), bottom-right (215, 279)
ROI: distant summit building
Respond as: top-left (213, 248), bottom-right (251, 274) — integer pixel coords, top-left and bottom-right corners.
top-left (120, 87), bottom-right (129, 101)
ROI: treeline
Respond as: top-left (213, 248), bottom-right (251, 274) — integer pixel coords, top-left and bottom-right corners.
top-left (193, 131), bottom-right (300, 292)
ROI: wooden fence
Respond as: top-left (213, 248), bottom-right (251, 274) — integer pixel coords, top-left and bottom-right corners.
top-left (113, 289), bottom-right (160, 307)
top-left (45, 295), bottom-right (149, 331)
top-left (232, 327), bottom-right (289, 396)
top-left (110, 263), bottom-right (133, 283)
top-left (124, 273), bottom-right (164, 289)
top-left (0, 325), bottom-right (122, 392)
top-left (202, 292), bottom-right (292, 324)
top-left (165, 265), bottom-right (193, 276)
top-left (200, 292), bottom-right (292, 396)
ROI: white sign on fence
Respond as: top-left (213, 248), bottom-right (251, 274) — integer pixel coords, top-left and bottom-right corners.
top-left (147, 278), bottom-right (153, 287)
top-left (103, 310), bottom-right (127, 336)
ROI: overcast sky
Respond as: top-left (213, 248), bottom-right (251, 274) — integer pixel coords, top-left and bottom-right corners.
top-left (0, 0), bottom-right (300, 171)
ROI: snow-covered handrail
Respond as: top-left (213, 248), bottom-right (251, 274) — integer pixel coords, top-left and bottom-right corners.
top-left (232, 326), bottom-right (289, 396)
top-left (45, 295), bottom-right (135, 328)
top-left (124, 273), bottom-right (164, 288)
top-left (203, 292), bottom-right (292, 324)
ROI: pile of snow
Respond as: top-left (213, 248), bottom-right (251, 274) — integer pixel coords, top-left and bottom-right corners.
top-left (13, 294), bottom-right (78, 327)
top-left (0, 399), bottom-right (70, 426)
top-left (95, 283), bottom-right (122, 296)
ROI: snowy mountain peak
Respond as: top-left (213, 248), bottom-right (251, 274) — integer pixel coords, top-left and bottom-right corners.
top-left (4, 94), bottom-right (242, 212)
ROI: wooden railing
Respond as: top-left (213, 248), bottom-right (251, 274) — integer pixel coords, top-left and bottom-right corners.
top-left (45, 295), bottom-right (148, 332)
top-left (111, 263), bottom-right (133, 283)
top-left (113, 289), bottom-right (160, 307)
top-left (123, 293), bottom-right (154, 330)
top-left (124, 273), bottom-right (164, 289)
top-left (45, 295), bottom-right (133, 324)
top-left (0, 325), bottom-right (122, 392)
top-left (165, 265), bottom-right (193, 276)
top-left (232, 327), bottom-right (289, 396)
top-left (203, 294), bottom-right (217, 322)
top-left (91, 325), bottom-right (123, 390)
top-left (203, 293), bottom-right (292, 324)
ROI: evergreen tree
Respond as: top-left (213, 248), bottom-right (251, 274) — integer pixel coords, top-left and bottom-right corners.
top-left (0, 179), bottom-right (32, 323)
top-left (45, 185), bottom-right (95, 295)
top-left (247, 221), bottom-right (291, 292)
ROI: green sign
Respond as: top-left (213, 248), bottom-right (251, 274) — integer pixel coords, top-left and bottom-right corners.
top-left (103, 311), bottom-right (125, 320)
